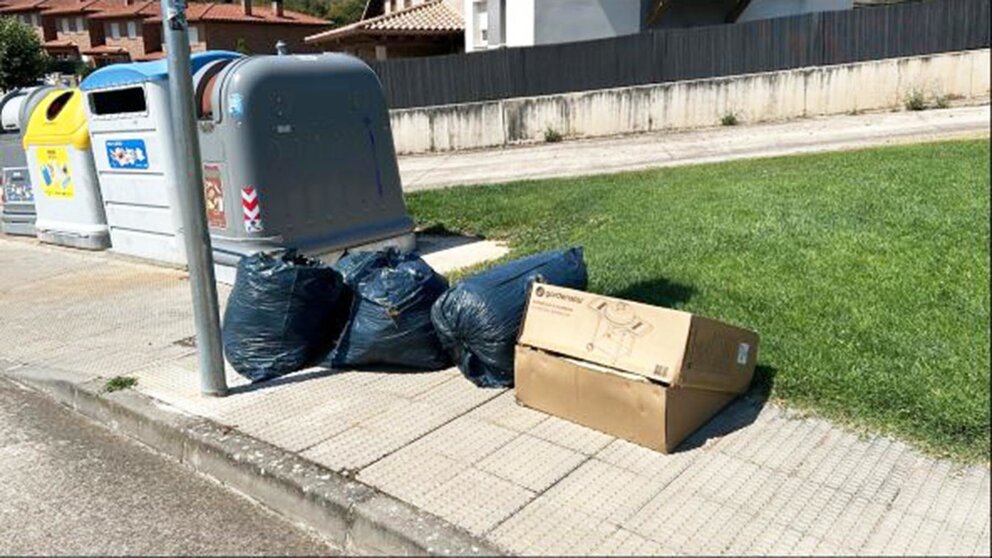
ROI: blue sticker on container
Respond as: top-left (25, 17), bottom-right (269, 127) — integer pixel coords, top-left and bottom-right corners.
top-left (228, 93), bottom-right (244, 118)
top-left (106, 139), bottom-right (149, 169)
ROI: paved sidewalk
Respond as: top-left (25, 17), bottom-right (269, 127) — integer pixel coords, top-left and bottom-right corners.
top-left (398, 104), bottom-right (991, 191)
top-left (1, 237), bottom-right (990, 555)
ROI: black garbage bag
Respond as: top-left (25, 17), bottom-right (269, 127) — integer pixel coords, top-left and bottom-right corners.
top-left (222, 251), bottom-right (350, 382)
top-left (327, 249), bottom-right (451, 370)
top-left (431, 247), bottom-right (588, 387)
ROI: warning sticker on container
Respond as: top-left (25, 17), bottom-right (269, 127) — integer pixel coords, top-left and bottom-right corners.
top-left (106, 139), bottom-right (149, 169)
top-left (203, 163), bottom-right (226, 229)
top-left (242, 186), bottom-right (263, 233)
top-left (37, 147), bottom-right (73, 199)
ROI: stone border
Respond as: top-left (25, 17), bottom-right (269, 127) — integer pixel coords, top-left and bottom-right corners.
top-left (0, 362), bottom-right (504, 557)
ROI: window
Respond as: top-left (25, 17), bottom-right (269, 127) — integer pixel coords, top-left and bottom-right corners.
top-left (110, 22), bottom-right (120, 39)
top-left (126, 21), bottom-right (136, 38)
top-left (187, 25), bottom-right (199, 44)
top-left (75, 16), bottom-right (85, 31)
top-left (60, 18), bottom-right (70, 33)
top-left (473, 1), bottom-right (488, 47)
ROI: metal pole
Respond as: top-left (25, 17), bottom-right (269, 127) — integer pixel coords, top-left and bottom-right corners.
top-left (161, 0), bottom-right (227, 397)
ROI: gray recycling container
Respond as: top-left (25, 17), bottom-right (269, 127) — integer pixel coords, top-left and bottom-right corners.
top-left (1, 85), bottom-right (53, 236)
top-left (194, 53), bottom-right (415, 271)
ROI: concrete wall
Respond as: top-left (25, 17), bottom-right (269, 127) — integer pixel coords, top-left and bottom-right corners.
top-left (388, 48), bottom-right (991, 154)
top-left (737, 0), bottom-right (853, 23)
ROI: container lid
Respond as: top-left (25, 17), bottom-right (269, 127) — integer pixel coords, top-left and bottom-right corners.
top-left (80, 51), bottom-right (242, 91)
top-left (23, 89), bottom-right (90, 150)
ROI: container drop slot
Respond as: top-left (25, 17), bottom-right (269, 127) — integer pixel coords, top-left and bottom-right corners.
top-left (89, 87), bottom-right (147, 116)
top-left (45, 91), bottom-right (74, 121)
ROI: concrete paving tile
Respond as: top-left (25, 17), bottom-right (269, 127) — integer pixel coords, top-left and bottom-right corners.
top-left (594, 438), bottom-right (700, 482)
top-left (592, 528), bottom-right (675, 556)
top-left (357, 399), bottom-right (462, 441)
top-left (361, 370), bottom-right (458, 399)
top-left (626, 453), bottom-right (740, 542)
top-left (805, 488), bottom-right (855, 542)
top-left (413, 374), bottom-right (505, 414)
top-left (405, 416), bottom-right (518, 465)
top-left (467, 391), bottom-right (549, 432)
top-left (489, 496), bottom-right (617, 556)
top-left (681, 498), bottom-right (745, 555)
top-left (767, 527), bottom-right (804, 555)
top-left (526, 417), bottom-right (614, 455)
top-left (301, 425), bottom-right (401, 471)
top-left (723, 516), bottom-right (776, 555)
top-left (541, 458), bottom-right (666, 524)
top-left (476, 434), bottom-right (587, 493)
top-left (357, 447), bottom-right (464, 504)
top-left (860, 508), bottom-right (906, 555)
top-left (416, 467), bottom-right (534, 537)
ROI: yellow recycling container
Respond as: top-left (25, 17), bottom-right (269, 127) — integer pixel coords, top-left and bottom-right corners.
top-left (23, 88), bottom-right (108, 250)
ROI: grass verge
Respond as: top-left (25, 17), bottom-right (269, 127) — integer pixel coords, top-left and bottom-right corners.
top-left (407, 139), bottom-right (991, 462)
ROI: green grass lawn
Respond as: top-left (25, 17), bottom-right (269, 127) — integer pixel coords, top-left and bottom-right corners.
top-left (408, 139), bottom-right (991, 462)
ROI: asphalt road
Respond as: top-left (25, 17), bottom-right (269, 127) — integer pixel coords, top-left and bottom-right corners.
top-left (0, 377), bottom-right (335, 556)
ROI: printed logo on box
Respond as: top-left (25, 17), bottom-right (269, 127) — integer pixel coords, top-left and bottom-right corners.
top-left (106, 139), bottom-right (149, 169)
top-left (37, 147), bottom-right (74, 199)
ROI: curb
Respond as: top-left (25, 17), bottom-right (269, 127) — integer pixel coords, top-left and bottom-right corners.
top-left (0, 362), bottom-right (504, 557)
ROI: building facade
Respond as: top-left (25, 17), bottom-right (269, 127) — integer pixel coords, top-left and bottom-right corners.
top-left (0, 0), bottom-right (331, 66)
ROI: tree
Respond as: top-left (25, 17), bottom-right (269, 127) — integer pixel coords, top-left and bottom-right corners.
top-left (325, 0), bottom-right (365, 25)
top-left (283, 0), bottom-right (365, 24)
top-left (235, 37), bottom-right (251, 55)
top-left (0, 17), bottom-right (49, 91)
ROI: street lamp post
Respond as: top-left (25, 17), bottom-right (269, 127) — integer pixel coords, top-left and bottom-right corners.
top-left (160, 0), bottom-right (227, 397)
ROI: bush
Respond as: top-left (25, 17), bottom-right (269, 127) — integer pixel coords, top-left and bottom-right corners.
top-left (721, 111), bottom-right (739, 126)
top-left (0, 18), bottom-right (49, 90)
top-left (544, 127), bottom-right (563, 143)
top-left (905, 89), bottom-right (927, 111)
top-left (935, 95), bottom-right (950, 109)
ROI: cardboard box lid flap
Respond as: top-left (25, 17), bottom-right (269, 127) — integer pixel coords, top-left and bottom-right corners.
top-left (518, 285), bottom-right (759, 393)
top-left (677, 316), bottom-right (759, 393)
top-left (518, 284), bottom-right (692, 384)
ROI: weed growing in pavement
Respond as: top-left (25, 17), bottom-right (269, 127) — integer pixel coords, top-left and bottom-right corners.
top-left (544, 127), bottom-right (563, 143)
top-left (104, 376), bottom-right (138, 393)
top-left (721, 111), bottom-right (739, 126)
top-left (905, 89), bottom-right (927, 111)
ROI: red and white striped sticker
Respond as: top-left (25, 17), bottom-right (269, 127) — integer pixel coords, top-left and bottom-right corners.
top-left (241, 186), bottom-right (263, 233)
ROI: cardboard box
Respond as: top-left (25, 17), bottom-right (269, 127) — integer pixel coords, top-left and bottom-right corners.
top-left (514, 284), bottom-right (759, 453)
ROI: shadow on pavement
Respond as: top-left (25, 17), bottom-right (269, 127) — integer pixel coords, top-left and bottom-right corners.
top-left (676, 364), bottom-right (777, 452)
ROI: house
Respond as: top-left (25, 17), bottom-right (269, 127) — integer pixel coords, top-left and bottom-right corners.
top-left (1, 0), bottom-right (331, 66)
top-left (465, 0), bottom-right (853, 52)
top-left (83, 1), bottom-right (161, 64)
top-left (145, 0), bottom-right (330, 56)
top-left (305, 0), bottom-right (464, 60)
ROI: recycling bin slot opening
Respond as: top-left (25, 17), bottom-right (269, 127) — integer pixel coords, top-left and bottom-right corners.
top-left (45, 91), bottom-right (74, 121)
top-left (90, 87), bottom-right (147, 116)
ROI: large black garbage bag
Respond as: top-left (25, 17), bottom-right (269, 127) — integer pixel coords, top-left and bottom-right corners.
top-left (431, 247), bottom-right (588, 387)
top-left (327, 249), bottom-right (451, 370)
top-left (223, 251), bottom-right (350, 382)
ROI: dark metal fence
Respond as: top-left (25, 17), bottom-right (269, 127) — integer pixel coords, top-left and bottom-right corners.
top-left (369, 0), bottom-right (990, 109)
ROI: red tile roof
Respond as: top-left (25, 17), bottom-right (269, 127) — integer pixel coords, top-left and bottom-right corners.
top-left (306, 0), bottom-right (462, 43)
top-left (86, 0), bottom-right (155, 18)
top-left (145, 2), bottom-right (328, 25)
top-left (42, 38), bottom-right (77, 47)
top-left (43, 0), bottom-right (117, 15)
top-left (0, 0), bottom-right (48, 14)
top-left (81, 44), bottom-right (128, 54)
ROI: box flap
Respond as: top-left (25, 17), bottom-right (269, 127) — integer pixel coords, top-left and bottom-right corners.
top-left (518, 284), bottom-right (759, 393)
top-left (679, 316), bottom-right (759, 393)
top-left (518, 284), bottom-right (692, 384)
